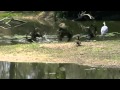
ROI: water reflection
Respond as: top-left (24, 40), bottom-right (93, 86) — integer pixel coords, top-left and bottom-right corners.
top-left (1, 61), bottom-right (120, 79)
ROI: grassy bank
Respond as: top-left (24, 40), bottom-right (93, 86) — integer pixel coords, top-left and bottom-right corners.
top-left (0, 40), bottom-right (120, 68)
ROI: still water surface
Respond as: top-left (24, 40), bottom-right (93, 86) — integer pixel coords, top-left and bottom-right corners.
top-left (0, 61), bottom-right (120, 79)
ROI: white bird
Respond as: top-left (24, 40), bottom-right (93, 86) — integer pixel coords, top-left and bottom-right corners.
top-left (101, 21), bottom-right (108, 36)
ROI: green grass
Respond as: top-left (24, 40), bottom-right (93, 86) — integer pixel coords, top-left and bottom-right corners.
top-left (0, 39), bottom-right (120, 68)
top-left (0, 39), bottom-right (120, 60)
top-left (0, 11), bottom-right (41, 19)
top-left (0, 12), bottom-right (23, 19)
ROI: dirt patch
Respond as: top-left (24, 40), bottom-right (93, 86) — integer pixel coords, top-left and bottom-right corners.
top-left (40, 43), bottom-right (75, 50)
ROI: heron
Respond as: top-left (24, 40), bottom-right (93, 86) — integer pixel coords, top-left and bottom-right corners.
top-left (100, 21), bottom-right (108, 39)
top-left (101, 21), bottom-right (108, 35)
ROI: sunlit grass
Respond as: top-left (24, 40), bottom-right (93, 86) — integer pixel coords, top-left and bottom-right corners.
top-left (0, 40), bottom-right (120, 66)
top-left (0, 12), bottom-right (23, 19)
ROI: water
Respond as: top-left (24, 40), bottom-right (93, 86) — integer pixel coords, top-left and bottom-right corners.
top-left (1, 61), bottom-right (120, 79)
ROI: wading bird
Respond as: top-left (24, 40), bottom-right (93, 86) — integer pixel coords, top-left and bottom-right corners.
top-left (101, 21), bottom-right (108, 36)
top-left (100, 21), bottom-right (108, 39)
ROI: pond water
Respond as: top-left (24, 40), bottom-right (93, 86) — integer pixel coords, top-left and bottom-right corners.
top-left (1, 61), bottom-right (120, 79)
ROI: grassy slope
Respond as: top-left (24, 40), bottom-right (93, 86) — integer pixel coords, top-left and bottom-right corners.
top-left (0, 40), bottom-right (120, 68)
